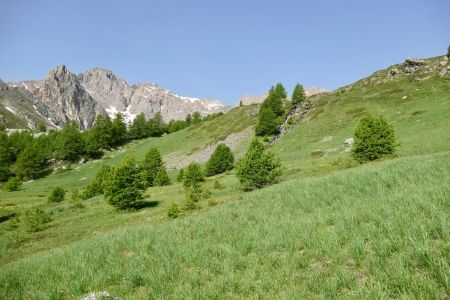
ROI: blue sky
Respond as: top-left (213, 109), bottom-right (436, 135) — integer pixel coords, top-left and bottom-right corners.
top-left (0, 0), bottom-right (448, 104)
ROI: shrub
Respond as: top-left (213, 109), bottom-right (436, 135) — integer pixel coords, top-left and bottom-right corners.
top-left (184, 184), bottom-right (202, 210)
top-left (154, 166), bottom-right (171, 186)
top-left (3, 177), bottom-right (21, 191)
top-left (177, 168), bottom-right (184, 182)
top-left (447, 44), bottom-right (450, 58)
top-left (103, 157), bottom-right (146, 210)
top-left (213, 179), bottom-right (224, 189)
top-left (167, 201), bottom-right (179, 218)
top-left (48, 187), bottom-right (65, 202)
top-left (21, 209), bottom-right (51, 233)
top-left (351, 114), bottom-right (396, 163)
top-left (183, 162), bottom-right (204, 189)
top-left (82, 165), bottom-right (111, 199)
top-left (236, 139), bottom-right (282, 191)
top-left (142, 147), bottom-right (164, 187)
top-left (205, 144), bottom-right (234, 176)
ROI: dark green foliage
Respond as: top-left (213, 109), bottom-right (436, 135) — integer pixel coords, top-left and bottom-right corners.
top-left (90, 115), bottom-right (113, 149)
top-left (291, 83), bottom-right (306, 105)
top-left (255, 107), bottom-right (279, 136)
top-left (15, 143), bottom-right (48, 180)
top-left (447, 44), bottom-right (450, 58)
top-left (167, 120), bottom-right (187, 133)
top-left (83, 130), bottom-right (104, 159)
top-left (103, 157), bottom-right (146, 210)
top-left (0, 130), bottom-right (13, 181)
top-left (183, 162), bottom-right (204, 189)
top-left (8, 130), bottom-right (33, 160)
top-left (261, 84), bottom-right (286, 117)
top-left (166, 201), bottom-right (179, 218)
top-left (147, 112), bottom-right (164, 137)
top-left (111, 113), bottom-right (128, 146)
top-left (352, 114), bottom-right (397, 163)
top-left (192, 112), bottom-right (202, 125)
top-left (206, 144), bottom-right (234, 176)
top-left (48, 187), bottom-right (65, 202)
top-left (82, 165), bottom-right (111, 199)
top-left (3, 177), bottom-right (21, 191)
top-left (185, 114), bottom-right (192, 126)
top-left (154, 166), bottom-right (171, 186)
top-left (236, 139), bottom-right (282, 191)
top-left (129, 113), bottom-right (148, 140)
top-left (56, 121), bottom-right (85, 162)
top-left (21, 209), bottom-right (51, 233)
top-left (177, 168), bottom-right (184, 182)
top-left (142, 147), bottom-right (165, 187)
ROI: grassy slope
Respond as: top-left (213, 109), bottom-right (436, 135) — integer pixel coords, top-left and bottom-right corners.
top-left (1, 153), bottom-right (449, 299)
top-left (0, 56), bottom-right (449, 297)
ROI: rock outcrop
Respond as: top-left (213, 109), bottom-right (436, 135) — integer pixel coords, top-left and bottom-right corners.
top-left (7, 65), bottom-right (230, 129)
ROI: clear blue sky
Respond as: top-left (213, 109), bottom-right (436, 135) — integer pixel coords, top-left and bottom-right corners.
top-left (0, 0), bottom-right (448, 104)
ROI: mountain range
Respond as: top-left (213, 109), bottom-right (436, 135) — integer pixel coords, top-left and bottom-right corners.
top-left (0, 66), bottom-right (230, 129)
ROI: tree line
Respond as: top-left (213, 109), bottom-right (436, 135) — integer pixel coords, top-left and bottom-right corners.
top-left (0, 110), bottom-right (222, 188)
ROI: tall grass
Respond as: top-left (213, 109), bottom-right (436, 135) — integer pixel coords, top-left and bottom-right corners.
top-left (1, 153), bottom-right (448, 299)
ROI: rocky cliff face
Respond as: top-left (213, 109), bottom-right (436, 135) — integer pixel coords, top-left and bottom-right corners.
top-left (7, 65), bottom-right (230, 129)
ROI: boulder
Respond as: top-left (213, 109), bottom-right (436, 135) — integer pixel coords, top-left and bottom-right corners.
top-left (344, 137), bottom-right (354, 145)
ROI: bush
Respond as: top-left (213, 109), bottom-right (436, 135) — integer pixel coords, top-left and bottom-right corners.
top-left (213, 179), bottom-right (224, 189)
top-left (167, 201), bottom-right (179, 218)
top-left (184, 184), bottom-right (202, 210)
top-left (183, 162), bottom-right (204, 189)
top-left (177, 168), bottom-right (184, 182)
top-left (205, 144), bottom-right (234, 176)
top-left (351, 114), bottom-right (396, 163)
top-left (236, 139), bottom-right (282, 191)
top-left (21, 209), bottom-right (51, 233)
top-left (103, 157), bottom-right (146, 210)
top-left (48, 187), bottom-right (65, 202)
top-left (154, 166), bottom-right (171, 186)
top-left (3, 177), bottom-right (21, 191)
top-left (82, 165), bottom-right (111, 199)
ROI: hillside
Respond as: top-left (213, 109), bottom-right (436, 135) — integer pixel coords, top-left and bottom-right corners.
top-left (0, 55), bottom-right (449, 298)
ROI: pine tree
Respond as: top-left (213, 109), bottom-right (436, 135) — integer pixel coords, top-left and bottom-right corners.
top-left (142, 147), bottom-right (164, 186)
top-left (183, 162), bottom-right (204, 189)
top-left (154, 166), bottom-right (171, 186)
top-left (129, 113), bottom-right (149, 139)
top-left (90, 114), bottom-right (112, 149)
top-left (273, 83), bottom-right (287, 100)
top-left (15, 143), bottom-right (47, 180)
top-left (206, 144), bottom-right (234, 176)
top-left (291, 83), bottom-right (306, 105)
top-left (82, 164), bottom-right (111, 199)
top-left (103, 157), bottom-right (146, 210)
top-left (56, 121), bottom-right (85, 162)
top-left (111, 113), bottom-right (128, 146)
top-left (255, 107), bottom-right (279, 136)
top-left (352, 114), bottom-right (396, 163)
top-left (236, 139), bottom-right (282, 191)
top-left (185, 114), bottom-right (192, 126)
top-left (0, 129), bottom-right (13, 181)
top-left (192, 112), bottom-right (202, 125)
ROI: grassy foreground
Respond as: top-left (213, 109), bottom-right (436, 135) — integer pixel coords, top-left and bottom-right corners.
top-left (1, 152), bottom-right (449, 299)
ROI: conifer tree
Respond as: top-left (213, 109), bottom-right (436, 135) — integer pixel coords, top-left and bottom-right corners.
top-left (56, 121), bottom-right (85, 162)
top-left (15, 143), bottom-right (47, 180)
top-left (154, 166), bottom-right (171, 186)
top-left (0, 129), bottom-right (13, 181)
top-left (104, 157), bottom-right (146, 210)
top-left (236, 139), bottom-right (282, 191)
top-left (185, 114), bottom-right (192, 126)
top-left (183, 162), bottom-right (204, 189)
top-left (111, 113), bottom-right (128, 146)
top-left (129, 113), bottom-right (148, 139)
top-left (291, 83), bottom-right (306, 105)
top-left (142, 147), bottom-right (165, 186)
top-left (192, 112), bottom-right (202, 125)
top-left (206, 144), bottom-right (234, 176)
top-left (255, 107), bottom-right (279, 136)
top-left (91, 114), bottom-right (113, 149)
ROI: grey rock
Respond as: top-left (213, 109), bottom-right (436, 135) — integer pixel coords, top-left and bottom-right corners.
top-left (344, 137), bottom-right (354, 145)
